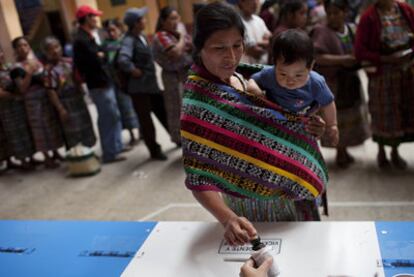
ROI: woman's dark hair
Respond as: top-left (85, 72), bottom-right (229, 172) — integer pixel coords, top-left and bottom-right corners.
top-left (323, 0), bottom-right (349, 10)
top-left (103, 18), bottom-right (124, 32)
top-left (192, 1), bottom-right (245, 66)
top-left (12, 36), bottom-right (28, 49)
top-left (272, 29), bottom-right (314, 67)
top-left (156, 6), bottom-right (177, 32)
top-left (278, 0), bottom-right (306, 24)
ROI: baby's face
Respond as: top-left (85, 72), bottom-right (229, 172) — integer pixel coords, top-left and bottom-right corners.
top-left (274, 59), bottom-right (311, 90)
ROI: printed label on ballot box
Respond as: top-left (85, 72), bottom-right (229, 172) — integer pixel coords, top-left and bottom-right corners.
top-left (218, 239), bottom-right (281, 255)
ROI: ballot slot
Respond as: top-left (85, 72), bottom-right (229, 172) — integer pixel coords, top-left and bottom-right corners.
top-left (79, 250), bottom-right (136, 258)
top-left (0, 246), bottom-right (35, 255)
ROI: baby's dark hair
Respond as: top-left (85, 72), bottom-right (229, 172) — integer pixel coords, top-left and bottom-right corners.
top-left (272, 29), bottom-right (314, 68)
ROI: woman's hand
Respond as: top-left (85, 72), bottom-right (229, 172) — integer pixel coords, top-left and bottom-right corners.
top-left (223, 216), bottom-right (257, 245)
top-left (240, 257), bottom-right (273, 277)
top-left (381, 49), bottom-right (413, 64)
top-left (130, 68), bottom-right (143, 78)
top-left (305, 115), bottom-right (326, 138)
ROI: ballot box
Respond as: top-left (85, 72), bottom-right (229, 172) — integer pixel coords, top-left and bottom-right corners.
top-left (1, 220), bottom-right (413, 277)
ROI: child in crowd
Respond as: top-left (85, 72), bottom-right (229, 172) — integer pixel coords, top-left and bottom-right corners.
top-left (249, 29), bottom-right (339, 146)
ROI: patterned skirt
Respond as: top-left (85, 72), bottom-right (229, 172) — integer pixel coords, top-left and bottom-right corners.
top-left (25, 86), bottom-right (64, 152)
top-left (60, 88), bottom-right (96, 149)
top-left (368, 65), bottom-right (414, 146)
top-left (223, 194), bottom-right (321, 222)
top-left (162, 70), bottom-right (187, 144)
top-left (115, 87), bottom-right (139, 130)
top-left (0, 99), bottom-right (35, 159)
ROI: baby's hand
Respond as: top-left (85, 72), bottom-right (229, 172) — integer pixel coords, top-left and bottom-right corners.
top-left (325, 125), bottom-right (339, 147)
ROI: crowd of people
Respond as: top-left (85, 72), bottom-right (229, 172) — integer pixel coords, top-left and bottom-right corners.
top-left (1, 0), bottom-right (412, 175)
top-left (0, 4), bottom-right (192, 172)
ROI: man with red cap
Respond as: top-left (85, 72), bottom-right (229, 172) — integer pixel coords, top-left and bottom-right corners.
top-left (73, 5), bottom-right (127, 164)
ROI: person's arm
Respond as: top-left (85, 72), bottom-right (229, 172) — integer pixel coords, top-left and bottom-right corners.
top-left (380, 48), bottom-right (413, 64)
top-left (117, 36), bottom-right (142, 78)
top-left (245, 45), bottom-right (267, 60)
top-left (164, 32), bottom-right (186, 59)
top-left (192, 191), bottom-right (257, 245)
top-left (0, 87), bottom-right (13, 99)
top-left (12, 67), bottom-right (33, 95)
top-left (320, 101), bottom-right (339, 146)
top-left (47, 89), bottom-right (69, 122)
top-left (44, 68), bottom-right (69, 122)
top-left (256, 19), bottom-right (271, 49)
top-left (315, 54), bottom-right (358, 68)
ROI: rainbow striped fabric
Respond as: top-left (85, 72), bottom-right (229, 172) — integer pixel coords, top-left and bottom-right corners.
top-left (181, 64), bottom-right (328, 200)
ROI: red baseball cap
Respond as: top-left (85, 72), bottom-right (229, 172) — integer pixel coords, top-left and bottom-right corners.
top-left (76, 5), bottom-right (103, 19)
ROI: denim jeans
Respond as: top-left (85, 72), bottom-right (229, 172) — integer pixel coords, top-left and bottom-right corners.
top-left (89, 86), bottom-right (123, 162)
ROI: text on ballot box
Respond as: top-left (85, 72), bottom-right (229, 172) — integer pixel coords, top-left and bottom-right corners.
top-left (218, 239), bottom-right (281, 255)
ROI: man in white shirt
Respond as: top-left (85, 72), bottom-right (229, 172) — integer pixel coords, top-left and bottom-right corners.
top-left (237, 0), bottom-right (272, 64)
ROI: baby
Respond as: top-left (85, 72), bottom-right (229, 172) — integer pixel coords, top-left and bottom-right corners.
top-left (248, 29), bottom-right (338, 146)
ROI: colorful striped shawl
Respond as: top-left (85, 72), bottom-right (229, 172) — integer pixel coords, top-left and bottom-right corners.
top-left (181, 64), bottom-right (328, 200)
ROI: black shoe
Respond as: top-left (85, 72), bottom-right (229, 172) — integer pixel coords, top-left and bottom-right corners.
top-left (151, 151), bottom-right (167, 161)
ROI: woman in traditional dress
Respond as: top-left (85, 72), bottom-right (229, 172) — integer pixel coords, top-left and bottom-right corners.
top-left (43, 36), bottom-right (96, 151)
top-left (11, 37), bottom-right (64, 168)
top-left (311, 0), bottom-right (371, 167)
top-left (152, 6), bottom-right (193, 146)
top-left (0, 46), bottom-right (35, 170)
top-left (182, 2), bottom-right (327, 245)
top-left (354, 0), bottom-right (414, 169)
